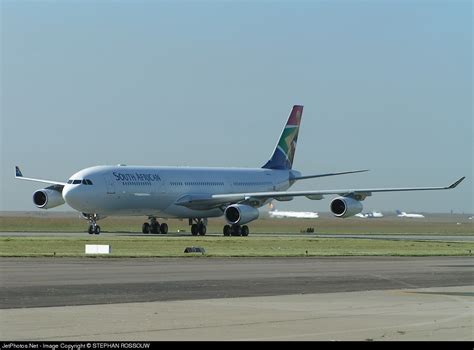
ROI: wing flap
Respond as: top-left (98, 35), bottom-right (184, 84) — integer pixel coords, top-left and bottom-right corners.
top-left (175, 193), bottom-right (271, 210)
top-left (175, 194), bottom-right (229, 210)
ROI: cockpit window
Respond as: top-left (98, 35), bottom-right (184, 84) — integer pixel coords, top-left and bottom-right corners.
top-left (69, 178), bottom-right (92, 185)
top-left (78, 179), bottom-right (94, 185)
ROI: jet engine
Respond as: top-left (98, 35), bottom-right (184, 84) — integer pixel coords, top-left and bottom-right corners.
top-left (330, 197), bottom-right (363, 218)
top-left (33, 188), bottom-right (65, 209)
top-left (224, 204), bottom-right (259, 225)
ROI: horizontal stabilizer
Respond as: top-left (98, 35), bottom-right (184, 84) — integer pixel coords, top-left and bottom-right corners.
top-left (291, 169), bottom-right (369, 181)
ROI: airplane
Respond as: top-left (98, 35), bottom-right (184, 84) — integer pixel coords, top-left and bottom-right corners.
top-left (268, 203), bottom-right (319, 219)
top-left (354, 211), bottom-right (384, 218)
top-left (15, 105), bottom-right (465, 236)
top-left (396, 210), bottom-right (425, 218)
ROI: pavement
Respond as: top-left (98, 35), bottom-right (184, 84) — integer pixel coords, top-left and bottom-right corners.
top-left (1, 286), bottom-right (472, 341)
top-left (1, 231), bottom-right (473, 241)
top-left (0, 256), bottom-right (473, 340)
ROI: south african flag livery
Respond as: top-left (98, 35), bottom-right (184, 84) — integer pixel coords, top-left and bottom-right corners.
top-left (262, 105), bottom-right (303, 170)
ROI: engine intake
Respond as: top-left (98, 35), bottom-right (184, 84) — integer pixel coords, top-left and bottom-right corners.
top-left (330, 197), bottom-right (363, 218)
top-left (224, 204), bottom-right (259, 225)
top-left (33, 188), bottom-right (65, 209)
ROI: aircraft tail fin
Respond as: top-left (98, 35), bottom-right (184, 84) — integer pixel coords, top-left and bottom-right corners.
top-left (262, 105), bottom-right (303, 170)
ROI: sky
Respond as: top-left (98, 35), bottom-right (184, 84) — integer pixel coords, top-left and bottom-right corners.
top-left (1, 0), bottom-right (472, 214)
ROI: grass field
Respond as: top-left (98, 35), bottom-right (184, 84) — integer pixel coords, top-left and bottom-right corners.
top-left (0, 236), bottom-right (473, 257)
top-left (1, 213), bottom-right (472, 257)
top-left (1, 214), bottom-right (473, 234)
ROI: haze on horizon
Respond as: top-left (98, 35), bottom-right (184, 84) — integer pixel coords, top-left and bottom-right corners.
top-left (1, 1), bottom-right (472, 214)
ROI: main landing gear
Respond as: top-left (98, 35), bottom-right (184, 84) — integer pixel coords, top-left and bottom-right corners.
top-left (223, 224), bottom-right (249, 237)
top-left (83, 213), bottom-right (101, 235)
top-left (142, 217), bottom-right (168, 234)
top-left (189, 218), bottom-right (207, 236)
top-left (186, 218), bottom-right (250, 237)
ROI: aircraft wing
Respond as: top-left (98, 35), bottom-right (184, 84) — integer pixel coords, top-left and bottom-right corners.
top-left (175, 177), bottom-right (465, 210)
top-left (15, 166), bottom-right (68, 186)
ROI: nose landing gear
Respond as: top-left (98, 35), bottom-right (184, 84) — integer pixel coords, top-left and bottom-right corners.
top-left (83, 213), bottom-right (101, 235)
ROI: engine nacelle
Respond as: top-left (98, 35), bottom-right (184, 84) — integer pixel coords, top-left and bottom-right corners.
top-left (306, 194), bottom-right (324, 200)
top-left (275, 196), bottom-right (293, 202)
top-left (330, 197), bottom-right (363, 218)
top-left (224, 204), bottom-right (259, 225)
top-left (33, 188), bottom-right (65, 209)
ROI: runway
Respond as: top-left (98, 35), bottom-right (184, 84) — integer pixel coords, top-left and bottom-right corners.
top-left (315, 234), bottom-right (474, 242)
top-left (1, 256), bottom-right (472, 340)
top-left (1, 256), bottom-right (473, 309)
top-left (1, 231), bottom-right (473, 241)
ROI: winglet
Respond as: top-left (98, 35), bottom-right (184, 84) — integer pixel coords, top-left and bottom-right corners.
top-left (15, 166), bottom-right (23, 177)
top-left (447, 176), bottom-right (465, 189)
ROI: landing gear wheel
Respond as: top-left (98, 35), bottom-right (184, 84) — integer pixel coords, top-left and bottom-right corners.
top-left (84, 214), bottom-right (101, 235)
top-left (189, 218), bottom-right (207, 236)
top-left (150, 222), bottom-right (160, 234)
top-left (241, 225), bottom-right (249, 236)
top-left (160, 223), bottom-right (168, 234)
top-left (223, 225), bottom-right (231, 236)
top-left (231, 225), bottom-right (241, 236)
top-left (142, 223), bottom-right (150, 234)
top-left (198, 223), bottom-right (206, 236)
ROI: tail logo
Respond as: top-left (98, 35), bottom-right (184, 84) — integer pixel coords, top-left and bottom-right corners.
top-left (278, 107), bottom-right (302, 167)
top-left (263, 105), bottom-right (303, 170)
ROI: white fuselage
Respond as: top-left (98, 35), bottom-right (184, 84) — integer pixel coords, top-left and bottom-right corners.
top-left (62, 165), bottom-right (294, 217)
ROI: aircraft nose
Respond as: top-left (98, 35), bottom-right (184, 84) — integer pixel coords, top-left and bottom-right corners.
top-left (63, 185), bottom-right (84, 211)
